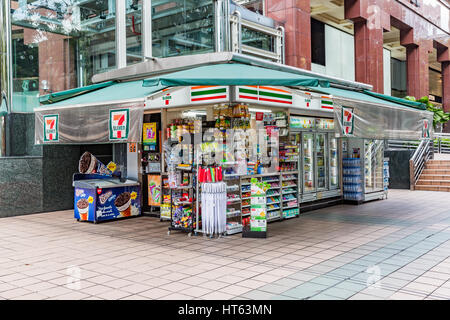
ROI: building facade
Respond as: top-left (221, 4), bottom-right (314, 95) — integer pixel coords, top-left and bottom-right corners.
top-left (0, 0), bottom-right (449, 217)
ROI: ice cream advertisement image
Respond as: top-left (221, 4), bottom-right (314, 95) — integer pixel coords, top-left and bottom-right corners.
top-left (78, 151), bottom-right (112, 176)
top-left (76, 198), bottom-right (90, 220)
top-left (95, 187), bottom-right (140, 221)
top-left (147, 175), bottom-right (162, 206)
top-left (74, 188), bottom-right (96, 222)
top-left (114, 192), bottom-right (132, 217)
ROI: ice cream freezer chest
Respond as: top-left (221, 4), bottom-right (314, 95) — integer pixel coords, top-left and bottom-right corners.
top-left (73, 175), bottom-right (141, 222)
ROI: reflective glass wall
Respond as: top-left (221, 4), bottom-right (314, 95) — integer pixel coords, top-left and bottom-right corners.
top-left (10, 0), bottom-right (116, 112)
top-left (151, 0), bottom-right (215, 58)
top-left (7, 0), bottom-right (279, 113)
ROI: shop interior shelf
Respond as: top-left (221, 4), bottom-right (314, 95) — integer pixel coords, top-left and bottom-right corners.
top-left (267, 201), bottom-right (280, 205)
top-left (172, 185), bottom-right (193, 190)
top-left (267, 207), bottom-right (281, 211)
top-left (283, 205), bottom-right (298, 209)
top-left (174, 201), bottom-right (193, 206)
top-left (267, 215), bottom-right (281, 222)
top-left (282, 190), bottom-right (297, 194)
top-left (262, 179), bottom-right (280, 183)
top-left (266, 193), bottom-right (280, 197)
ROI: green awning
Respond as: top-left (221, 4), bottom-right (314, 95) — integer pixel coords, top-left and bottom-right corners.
top-left (363, 90), bottom-right (426, 110)
top-left (38, 80), bottom-right (167, 108)
top-left (143, 63), bottom-right (329, 88)
top-left (308, 86), bottom-right (425, 110)
top-left (39, 81), bottom-right (116, 105)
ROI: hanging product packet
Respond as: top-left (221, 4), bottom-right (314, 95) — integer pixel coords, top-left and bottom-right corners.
top-left (217, 166), bottom-right (223, 182)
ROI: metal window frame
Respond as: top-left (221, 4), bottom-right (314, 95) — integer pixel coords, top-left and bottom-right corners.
top-left (229, 14), bottom-right (284, 63)
top-left (142, 0), bottom-right (153, 59)
top-left (116, 0), bottom-right (127, 68)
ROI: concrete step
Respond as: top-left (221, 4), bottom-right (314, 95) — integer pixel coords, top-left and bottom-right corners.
top-left (420, 174), bottom-right (450, 180)
top-left (415, 185), bottom-right (450, 192)
top-left (427, 159), bottom-right (450, 164)
top-left (422, 169), bottom-right (450, 175)
top-left (425, 164), bottom-right (450, 169)
top-left (416, 179), bottom-right (450, 186)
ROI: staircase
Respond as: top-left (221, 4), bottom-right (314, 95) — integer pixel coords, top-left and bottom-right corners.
top-left (415, 160), bottom-right (450, 191)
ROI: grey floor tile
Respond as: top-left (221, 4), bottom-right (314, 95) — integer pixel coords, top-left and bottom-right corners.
top-left (319, 287), bottom-right (356, 299)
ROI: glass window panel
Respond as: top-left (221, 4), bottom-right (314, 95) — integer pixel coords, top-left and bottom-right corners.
top-left (126, 0), bottom-right (142, 65)
top-left (311, 18), bottom-right (325, 66)
top-left (10, 0), bottom-right (116, 112)
top-left (236, 0), bottom-right (264, 15)
top-left (151, 0), bottom-right (215, 58)
top-left (241, 26), bottom-right (274, 52)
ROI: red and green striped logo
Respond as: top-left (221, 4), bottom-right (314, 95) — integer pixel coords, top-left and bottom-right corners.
top-left (190, 86), bottom-right (228, 102)
top-left (320, 95), bottom-right (333, 110)
top-left (238, 86), bottom-right (292, 104)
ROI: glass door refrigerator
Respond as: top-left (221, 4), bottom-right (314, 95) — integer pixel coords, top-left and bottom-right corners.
top-left (302, 132), bottom-right (316, 202)
top-left (343, 138), bottom-right (386, 202)
top-left (329, 135), bottom-right (339, 190)
top-left (315, 118), bottom-right (341, 200)
top-left (316, 133), bottom-right (328, 192)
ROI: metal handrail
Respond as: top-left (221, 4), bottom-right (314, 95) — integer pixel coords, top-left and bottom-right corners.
top-left (409, 139), bottom-right (433, 190)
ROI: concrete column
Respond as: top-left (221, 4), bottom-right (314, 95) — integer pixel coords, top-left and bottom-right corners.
top-left (353, 19), bottom-right (384, 93)
top-left (265, 0), bottom-right (311, 70)
top-left (344, 0), bottom-right (390, 93)
top-left (405, 43), bottom-right (432, 100)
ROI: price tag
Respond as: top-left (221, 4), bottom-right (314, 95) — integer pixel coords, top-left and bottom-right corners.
top-left (131, 192), bottom-right (137, 200)
top-left (88, 196), bottom-right (94, 204)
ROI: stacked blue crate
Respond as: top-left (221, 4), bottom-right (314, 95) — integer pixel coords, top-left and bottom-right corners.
top-left (343, 158), bottom-right (363, 201)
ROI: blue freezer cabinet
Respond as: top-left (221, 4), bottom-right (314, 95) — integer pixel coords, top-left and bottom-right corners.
top-left (73, 174), bottom-right (141, 222)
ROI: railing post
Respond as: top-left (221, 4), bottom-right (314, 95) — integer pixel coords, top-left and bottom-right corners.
top-left (409, 159), bottom-right (415, 191)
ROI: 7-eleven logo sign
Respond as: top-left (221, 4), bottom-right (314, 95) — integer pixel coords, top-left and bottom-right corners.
top-left (43, 114), bottom-right (59, 142)
top-left (422, 119), bottom-right (430, 139)
top-left (341, 107), bottom-right (354, 136)
top-left (109, 109), bottom-right (129, 140)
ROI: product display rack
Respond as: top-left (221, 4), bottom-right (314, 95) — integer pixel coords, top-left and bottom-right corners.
top-left (262, 174), bottom-right (282, 222)
top-left (167, 168), bottom-right (196, 236)
top-left (225, 176), bottom-right (243, 235)
top-left (239, 172), bottom-right (299, 226)
top-left (281, 171), bottom-right (300, 219)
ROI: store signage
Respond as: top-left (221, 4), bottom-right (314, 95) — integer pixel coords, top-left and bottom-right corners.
top-left (109, 109), bottom-right (129, 140)
top-left (190, 86), bottom-right (228, 103)
top-left (422, 119), bottom-right (430, 139)
top-left (143, 122), bottom-right (157, 146)
top-left (290, 116), bottom-right (315, 129)
top-left (43, 114), bottom-right (59, 142)
top-left (320, 96), bottom-right (333, 110)
top-left (304, 92), bottom-right (312, 107)
top-left (238, 86), bottom-right (293, 106)
top-left (162, 93), bottom-right (172, 106)
top-left (316, 118), bottom-right (335, 130)
top-left (341, 107), bottom-right (354, 136)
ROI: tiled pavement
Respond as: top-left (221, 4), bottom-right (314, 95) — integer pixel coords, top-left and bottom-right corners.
top-left (1, 189), bottom-right (450, 300)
